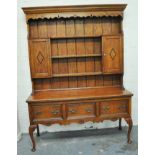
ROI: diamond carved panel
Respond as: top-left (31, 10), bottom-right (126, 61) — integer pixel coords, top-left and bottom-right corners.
top-left (37, 51), bottom-right (44, 64)
top-left (110, 48), bottom-right (116, 60)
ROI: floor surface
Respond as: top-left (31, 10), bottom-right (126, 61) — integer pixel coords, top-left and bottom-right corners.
top-left (17, 126), bottom-right (138, 155)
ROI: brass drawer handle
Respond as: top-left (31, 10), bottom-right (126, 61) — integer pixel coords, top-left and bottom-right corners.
top-left (118, 105), bottom-right (127, 110)
top-left (85, 108), bottom-right (93, 113)
top-left (69, 109), bottom-right (77, 113)
top-left (52, 105), bottom-right (60, 108)
top-left (35, 111), bottom-right (42, 115)
top-left (102, 106), bottom-right (110, 111)
top-left (51, 110), bottom-right (60, 115)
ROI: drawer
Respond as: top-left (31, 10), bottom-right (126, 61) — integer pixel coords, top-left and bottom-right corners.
top-left (100, 102), bottom-right (113, 115)
top-left (67, 102), bottom-right (95, 119)
top-left (100, 99), bottom-right (129, 116)
top-left (32, 104), bottom-right (63, 120)
top-left (113, 100), bottom-right (129, 114)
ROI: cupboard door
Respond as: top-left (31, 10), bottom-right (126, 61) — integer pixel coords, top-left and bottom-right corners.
top-left (29, 39), bottom-right (52, 78)
top-left (102, 35), bottom-right (123, 74)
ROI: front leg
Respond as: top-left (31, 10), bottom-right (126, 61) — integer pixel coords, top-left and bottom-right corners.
top-left (124, 117), bottom-right (133, 144)
top-left (29, 125), bottom-right (37, 152)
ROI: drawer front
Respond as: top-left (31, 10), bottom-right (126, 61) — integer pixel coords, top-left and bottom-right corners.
top-left (100, 102), bottom-right (113, 115)
top-left (113, 100), bottom-right (129, 114)
top-left (100, 99), bottom-right (129, 116)
top-left (67, 102), bottom-right (95, 119)
top-left (32, 104), bottom-right (63, 120)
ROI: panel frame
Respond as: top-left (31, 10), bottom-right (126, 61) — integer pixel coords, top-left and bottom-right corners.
top-left (102, 34), bottom-right (123, 74)
top-left (29, 39), bottom-right (52, 78)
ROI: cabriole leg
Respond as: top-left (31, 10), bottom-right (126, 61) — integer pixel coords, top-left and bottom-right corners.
top-left (124, 117), bottom-right (133, 144)
top-left (29, 125), bottom-right (37, 152)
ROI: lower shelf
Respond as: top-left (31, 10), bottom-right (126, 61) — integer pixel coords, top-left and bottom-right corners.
top-left (52, 72), bottom-right (103, 77)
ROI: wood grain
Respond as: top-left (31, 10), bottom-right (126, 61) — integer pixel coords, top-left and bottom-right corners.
top-left (38, 20), bottom-right (47, 38)
top-left (47, 20), bottom-right (57, 38)
top-left (29, 21), bottom-right (38, 38)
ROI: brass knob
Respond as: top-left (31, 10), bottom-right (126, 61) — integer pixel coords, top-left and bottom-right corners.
top-left (86, 108), bottom-right (93, 113)
top-left (103, 106), bottom-right (110, 111)
top-left (51, 110), bottom-right (59, 115)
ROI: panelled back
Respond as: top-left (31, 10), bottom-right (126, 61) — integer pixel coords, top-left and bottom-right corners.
top-left (29, 17), bottom-right (121, 39)
top-left (28, 17), bottom-right (122, 91)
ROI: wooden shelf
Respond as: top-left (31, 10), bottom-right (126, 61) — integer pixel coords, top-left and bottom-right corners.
top-left (50, 35), bottom-right (101, 40)
top-left (52, 72), bottom-right (103, 77)
top-left (52, 54), bottom-right (102, 59)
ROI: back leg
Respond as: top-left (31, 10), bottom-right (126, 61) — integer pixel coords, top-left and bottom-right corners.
top-left (37, 124), bottom-right (40, 136)
top-left (118, 118), bottom-right (122, 130)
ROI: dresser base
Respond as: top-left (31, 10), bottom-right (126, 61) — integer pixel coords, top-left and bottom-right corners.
top-left (27, 88), bottom-right (133, 151)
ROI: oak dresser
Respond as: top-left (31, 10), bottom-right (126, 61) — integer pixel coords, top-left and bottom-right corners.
top-left (22, 4), bottom-right (133, 152)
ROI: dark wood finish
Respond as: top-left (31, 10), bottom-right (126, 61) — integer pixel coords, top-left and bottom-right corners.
top-left (22, 4), bottom-right (133, 151)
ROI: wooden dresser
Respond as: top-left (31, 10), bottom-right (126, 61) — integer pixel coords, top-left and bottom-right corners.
top-left (22, 4), bottom-right (133, 152)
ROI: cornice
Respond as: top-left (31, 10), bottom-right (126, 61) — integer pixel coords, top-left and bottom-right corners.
top-left (22, 4), bottom-right (127, 22)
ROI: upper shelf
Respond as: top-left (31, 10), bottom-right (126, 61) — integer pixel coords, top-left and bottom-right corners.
top-left (22, 4), bottom-right (127, 22)
top-left (50, 35), bottom-right (101, 40)
top-left (52, 54), bottom-right (102, 59)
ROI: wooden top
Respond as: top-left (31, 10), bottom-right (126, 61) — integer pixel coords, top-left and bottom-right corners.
top-left (27, 87), bottom-right (133, 103)
top-left (22, 4), bottom-right (127, 22)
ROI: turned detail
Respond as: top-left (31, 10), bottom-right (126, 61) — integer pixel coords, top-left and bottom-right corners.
top-left (29, 125), bottom-right (37, 152)
top-left (124, 117), bottom-right (133, 144)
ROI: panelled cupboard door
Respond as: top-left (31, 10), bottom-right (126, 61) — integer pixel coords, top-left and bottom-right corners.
top-left (102, 35), bottom-right (123, 74)
top-left (29, 39), bottom-right (52, 78)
